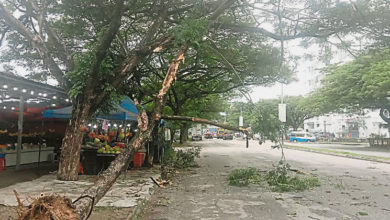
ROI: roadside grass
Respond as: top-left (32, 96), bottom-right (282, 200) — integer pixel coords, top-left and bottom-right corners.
top-left (283, 144), bottom-right (390, 162)
top-left (228, 166), bottom-right (320, 192)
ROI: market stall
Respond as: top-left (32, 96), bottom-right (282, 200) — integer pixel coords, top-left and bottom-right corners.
top-left (0, 72), bottom-right (69, 169)
top-left (42, 96), bottom-right (140, 174)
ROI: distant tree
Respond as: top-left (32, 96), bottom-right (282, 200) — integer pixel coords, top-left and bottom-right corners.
top-left (306, 49), bottom-right (390, 124)
top-left (285, 96), bottom-right (312, 131)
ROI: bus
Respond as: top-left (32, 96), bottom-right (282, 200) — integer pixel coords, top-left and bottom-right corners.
top-left (289, 131), bottom-right (316, 142)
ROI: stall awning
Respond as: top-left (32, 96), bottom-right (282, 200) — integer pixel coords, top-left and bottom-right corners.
top-left (42, 96), bottom-right (138, 121)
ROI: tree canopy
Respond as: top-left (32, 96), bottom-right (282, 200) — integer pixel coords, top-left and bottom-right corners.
top-left (306, 49), bottom-right (390, 114)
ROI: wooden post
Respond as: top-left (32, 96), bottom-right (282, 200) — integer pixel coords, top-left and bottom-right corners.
top-left (16, 95), bottom-right (24, 170)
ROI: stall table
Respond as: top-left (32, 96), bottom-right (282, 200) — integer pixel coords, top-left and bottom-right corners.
top-left (3, 147), bottom-right (55, 166)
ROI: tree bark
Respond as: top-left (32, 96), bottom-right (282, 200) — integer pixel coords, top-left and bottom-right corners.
top-left (180, 123), bottom-right (189, 144)
top-left (145, 125), bottom-right (159, 166)
top-left (57, 99), bottom-right (92, 181)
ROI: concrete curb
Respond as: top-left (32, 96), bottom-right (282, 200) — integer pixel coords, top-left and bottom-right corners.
top-left (283, 144), bottom-right (390, 165)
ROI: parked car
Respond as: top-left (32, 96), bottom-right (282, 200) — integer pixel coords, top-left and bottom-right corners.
top-left (192, 135), bottom-right (202, 141)
top-left (204, 133), bottom-right (213, 139)
top-left (223, 133), bottom-right (234, 140)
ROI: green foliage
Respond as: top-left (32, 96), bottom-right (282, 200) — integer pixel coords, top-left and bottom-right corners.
top-left (307, 49), bottom-right (390, 114)
top-left (228, 168), bottom-right (263, 186)
top-left (173, 19), bottom-right (209, 47)
top-left (265, 162), bottom-right (320, 192)
top-left (163, 146), bottom-right (201, 169)
top-left (228, 164), bottom-right (320, 192)
top-left (249, 99), bottom-right (283, 142)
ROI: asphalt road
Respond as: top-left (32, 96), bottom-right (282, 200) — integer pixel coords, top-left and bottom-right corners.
top-left (144, 139), bottom-right (390, 220)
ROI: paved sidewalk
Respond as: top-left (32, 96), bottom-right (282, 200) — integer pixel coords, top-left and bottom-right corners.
top-left (0, 168), bottom-right (160, 219)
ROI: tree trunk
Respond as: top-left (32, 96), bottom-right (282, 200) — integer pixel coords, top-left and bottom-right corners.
top-left (180, 123), bottom-right (188, 144)
top-left (145, 125), bottom-right (159, 166)
top-left (170, 128), bottom-right (176, 144)
top-left (57, 99), bottom-right (91, 181)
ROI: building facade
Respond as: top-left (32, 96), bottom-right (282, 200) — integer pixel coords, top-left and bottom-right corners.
top-left (304, 109), bottom-right (389, 139)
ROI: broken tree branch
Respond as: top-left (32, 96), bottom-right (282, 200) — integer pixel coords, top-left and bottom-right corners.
top-left (161, 115), bottom-right (249, 134)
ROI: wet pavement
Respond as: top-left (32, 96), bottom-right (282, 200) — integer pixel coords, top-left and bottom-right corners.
top-left (143, 139), bottom-right (390, 220)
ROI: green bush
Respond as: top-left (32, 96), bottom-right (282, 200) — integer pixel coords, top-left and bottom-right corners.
top-left (228, 168), bottom-right (263, 186)
top-left (265, 162), bottom-right (320, 192)
top-left (163, 146), bottom-right (201, 169)
top-left (228, 163), bottom-right (320, 192)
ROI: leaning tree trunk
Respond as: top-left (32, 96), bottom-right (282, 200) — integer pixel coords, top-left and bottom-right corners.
top-left (180, 123), bottom-right (189, 144)
top-left (57, 99), bottom-right (91, 181)
top-left (74, 48), bottom-right (187, 219)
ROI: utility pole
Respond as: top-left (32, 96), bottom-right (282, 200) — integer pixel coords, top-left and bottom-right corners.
top-left (279, 83), bottom-right (286, 145)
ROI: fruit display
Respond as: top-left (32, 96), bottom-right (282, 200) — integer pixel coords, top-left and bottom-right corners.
top-left (97, 144), bottom-right (122, 154)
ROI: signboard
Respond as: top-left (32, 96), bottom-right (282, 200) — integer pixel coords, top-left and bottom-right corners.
top-left (239, 116), bottom-right (243, 127)
top-left (278, 104), bottom-right (286, 122)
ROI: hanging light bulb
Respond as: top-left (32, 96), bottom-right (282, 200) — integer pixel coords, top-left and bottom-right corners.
top-left (22, 89), bottom-right (27, 93)
top-left (93, 124), bottom-right (97, 128)
top-left (51, 103), bottom-right (56, 107)
top-left (127, 124), bottom-right (130, 127)
top-left (5, 95), bottom-right (10, 98)
top-left (3, 85), bottom-right (8, 89)
top-left (13, 87), bottom-right (18, 91)
top-left (11, 107), bottom-right (15, 110)
top-left (38, 93), bottom-right (42, 96)
top-left (30, 91), bottom-right (34, 95)
top-left (114, 124), bottom-right (118, 127)
top-left (65, 99), bottom-right (69, 102)
top-left (53, 96), bottom-right (57, 99)
top-left (3, 106), bottom-right (6, 110)
top-left (108, 123), bottom-right (111, 127)
top-left (88, 123), bottom-right (92, 127)
top-left (43, 93), bottom-right (47, 97)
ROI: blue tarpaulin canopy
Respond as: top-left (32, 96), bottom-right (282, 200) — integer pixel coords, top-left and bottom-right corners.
top-left (42, 96), bottom-right (138, 121)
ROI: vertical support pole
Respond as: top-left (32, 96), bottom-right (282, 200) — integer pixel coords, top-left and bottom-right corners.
top-left (246, 135), bottom-right (248, 148)
top-left (281, 83), bottom-right (284, 146)
top-left (38, 118), bottom-right (44, 168)
top-left (281, 123), bottom-right (284, 146)
top-left (16, 95), bottom-right (24, 170)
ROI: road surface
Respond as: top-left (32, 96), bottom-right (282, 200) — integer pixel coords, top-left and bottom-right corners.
top-left (285, 141), bottom-right (390, 158)
top-left (143, 139), bottom-right (390, 220)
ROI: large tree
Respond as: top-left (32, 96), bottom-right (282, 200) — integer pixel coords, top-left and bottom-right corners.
top-left (0, 0), bottom-right (242, 180)
top-left (0, 0), bottom-right (357, 181)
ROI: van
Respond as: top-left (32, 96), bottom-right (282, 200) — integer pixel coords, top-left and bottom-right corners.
top-left (289, 131), bottom-right (316, 142)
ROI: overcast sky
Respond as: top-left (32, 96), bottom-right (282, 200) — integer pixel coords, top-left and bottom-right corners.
top-left (249, 39), bottom-right (352, 102)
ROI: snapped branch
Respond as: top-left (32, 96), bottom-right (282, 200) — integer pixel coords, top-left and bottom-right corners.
top-left (161, 114), bottom-right (249, 134)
